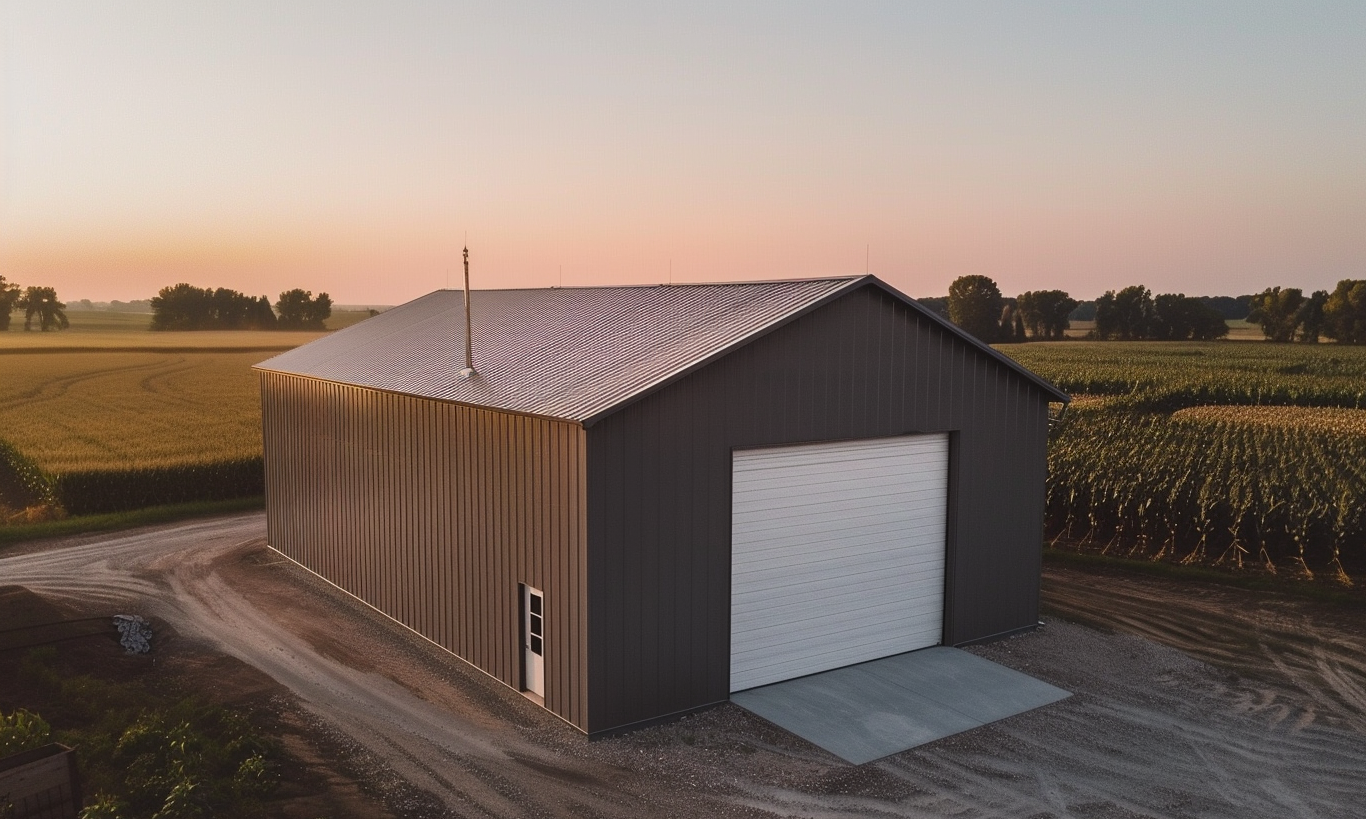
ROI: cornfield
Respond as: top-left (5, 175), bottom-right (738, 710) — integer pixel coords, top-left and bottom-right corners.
top-left (1171, 405), bottom-right (1366, 435)
top-left (1008, 342), bottom-right (1366, 411)
top-left (1002, 341), bottom-right (1366, 581)
top-left (0, 351), bottom-right (268, 516)
top-left (1046, 410), bottom-right (1365, 579)
top-left (0, 352), bottom-right (264, 472)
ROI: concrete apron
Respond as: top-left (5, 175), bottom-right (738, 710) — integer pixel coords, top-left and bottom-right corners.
top-left (730, 646), bottom-right (1071, 765)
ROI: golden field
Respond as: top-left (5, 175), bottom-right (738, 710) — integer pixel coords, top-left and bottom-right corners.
top-left (0, 310), bottom-right (374, 473)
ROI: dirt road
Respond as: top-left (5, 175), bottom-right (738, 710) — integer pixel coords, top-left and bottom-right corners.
top-left (3, 513), bottom-right (1364, 818)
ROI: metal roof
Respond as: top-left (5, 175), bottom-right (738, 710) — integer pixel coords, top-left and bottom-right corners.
top-left (255, 276), bottom-right (1069, 424)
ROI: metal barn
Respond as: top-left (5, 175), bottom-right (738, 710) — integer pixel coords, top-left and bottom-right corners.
top-left (255, 275), bottom-right (1069, 737)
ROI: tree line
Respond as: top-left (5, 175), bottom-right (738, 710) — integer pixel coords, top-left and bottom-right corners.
top-left (923, 275), bottom-right (1366, 344)
top-left (1, 276), bottom-right (334, 332)
top-left (0, 275), bottom-right (70, 332)
top-left (1245, 282), bottom-right (1366, 344)
top-left (148, 284), bottom-right (332, 331)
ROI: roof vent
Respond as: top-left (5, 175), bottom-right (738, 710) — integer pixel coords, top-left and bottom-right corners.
top-left (459, 245), bottom-right (475, 379)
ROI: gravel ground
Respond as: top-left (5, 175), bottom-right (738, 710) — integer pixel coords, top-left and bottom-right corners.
top-left (2, 513), bottom-right (1363, 818)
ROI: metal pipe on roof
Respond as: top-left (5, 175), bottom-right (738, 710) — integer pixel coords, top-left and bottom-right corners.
top-left (461, 246), bottom-right (475, 378)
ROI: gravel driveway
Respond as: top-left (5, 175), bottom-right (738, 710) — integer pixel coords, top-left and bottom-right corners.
top-left (2, 513), bottom-right (1363, 818)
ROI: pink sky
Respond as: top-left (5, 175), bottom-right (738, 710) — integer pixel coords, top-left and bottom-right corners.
top-left (3, 2), bottom-right (1364, 305)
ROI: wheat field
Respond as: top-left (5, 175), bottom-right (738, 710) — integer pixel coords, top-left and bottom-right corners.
top-left (0, 351), bottom-right (267, 472)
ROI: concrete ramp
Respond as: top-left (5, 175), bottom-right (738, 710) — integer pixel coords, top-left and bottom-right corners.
top-left (730, 646), bottom-right (1070, 764)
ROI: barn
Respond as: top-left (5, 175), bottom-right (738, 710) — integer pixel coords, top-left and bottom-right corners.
top-left (255, 275), bottom-right (1069, 737)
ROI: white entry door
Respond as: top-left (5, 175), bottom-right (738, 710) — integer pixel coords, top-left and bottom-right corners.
top-left (730, 433), bottom-right (950, 692)
top-left (523, 585), bottom-right (545, 697)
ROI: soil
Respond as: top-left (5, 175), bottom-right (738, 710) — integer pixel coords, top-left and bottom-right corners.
top-left (2, 512), bottom-right (1365, 818)
top-left (0, 585), bottom-right (398, 819)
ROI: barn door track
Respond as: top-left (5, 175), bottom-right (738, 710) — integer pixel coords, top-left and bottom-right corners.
top-left (730, 646), bottom-right (1070, 764)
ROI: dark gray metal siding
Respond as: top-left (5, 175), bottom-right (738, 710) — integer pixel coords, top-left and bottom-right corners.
top-left (260, 372), bottom-right (589, 731)
top-left (584, 283), bottom-right (1051, 735)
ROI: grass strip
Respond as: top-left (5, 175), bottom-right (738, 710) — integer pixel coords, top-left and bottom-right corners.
top-left (1043, 546), bottom-right (1366, 608)
top-left (0, 496), bottom-right (264, 550)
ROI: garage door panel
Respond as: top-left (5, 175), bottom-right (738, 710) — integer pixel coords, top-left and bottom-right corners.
top-left (734, 436), bottom-right (946, 468)
top-left (733, 563), bottom-right (946, 611)
top-left (737, 461), bottom-right (950, 491)
top-left (734, 518), bottom-right (947, 564)
top-left (734, 543), bottom-right (943, 588)
top-left (734, 517), bottom-right (947, 570)
top-left (731, 433), bottom-right (949, 692)
top-left (734, 572), bottom-right (945, 624)
top-left (735, 466), bottom-right (947, 497)
top-left (733, 592), bottom-right (946, 642)
top-left (733, 500), bottom-right (946, 544)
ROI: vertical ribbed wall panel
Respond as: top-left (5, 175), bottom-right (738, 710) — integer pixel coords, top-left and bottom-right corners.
top-left (586, 283), bottom-right (1054, 735)
top-left (260, 373), bottom-right (589, 732)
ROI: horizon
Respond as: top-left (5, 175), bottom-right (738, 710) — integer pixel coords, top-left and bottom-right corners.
top-left (4, 2), bottom-right (1364, 305)
top-left (51, 277), bottom-right (1283, 310)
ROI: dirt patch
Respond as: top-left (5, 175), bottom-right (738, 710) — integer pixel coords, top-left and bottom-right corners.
top-left (4, 513), bottom-right (1366, 818)
top-left (0, 585), bottom-right (398, 818)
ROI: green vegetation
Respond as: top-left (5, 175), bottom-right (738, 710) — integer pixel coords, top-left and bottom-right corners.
top-left (1005, 341), bottom-right (1366, 580)
top-left (1092, 285), bottom-right (1228, 341)
top-left (0, 309), bottom-right (368, 525)
top-left (0, 352), bottom-right (266, 472)
top-left (1045, 410), bottom-right (1363, 578)
top-left (0, 275), bottom-right (20, 331)
top-left (947, 275), bottom-right (1005, 342)
top-left (1324, 279), bottom-right (1366, 343)
top-left (16, 287), bottom-right (71, 332)
top-left (150, 284), bottom-right (278, 331)
top-left (0, 350), bottom-right (265, 517)
top-left (11, 649), bottom-right (278, 819)
top-left (273, 288), bottom-right (332, 330)
top-left (1006, 342), bottom-right (1366, 411)
top-left (1015, 290), bottom-right (1078, 340)
top-left (0, 497), bottom-right (264, 550)
top-left (0, 707), bottom-right (52, 755)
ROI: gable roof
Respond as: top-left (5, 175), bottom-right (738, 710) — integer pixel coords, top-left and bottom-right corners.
top-left (255, 275), bottom-right (1069, 425)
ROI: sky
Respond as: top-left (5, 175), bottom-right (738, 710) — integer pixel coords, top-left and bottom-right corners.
top-left (2, 2), bottom-right (1364, 305)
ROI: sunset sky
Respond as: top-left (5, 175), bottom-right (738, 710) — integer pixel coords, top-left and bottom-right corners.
top-left (3, 2), bottom-right (1364, 305)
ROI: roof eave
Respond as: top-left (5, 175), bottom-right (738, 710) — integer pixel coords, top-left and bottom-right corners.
top-left (252, 367), bottom-right (586, 427)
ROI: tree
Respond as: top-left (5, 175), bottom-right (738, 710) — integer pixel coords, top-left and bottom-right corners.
top-left (1093, 285), bottom-right (1153, 340)
top-left (250, 295), bottom-right (278, 329)
top-left (152, 284), bottom-right (280, 330)
top-left (1297, 290), bottom-right (1329, 343)
top-left (0, 275), bottom-right (20, 331)
top-left (1016, 290), bottom-right (1078, 339)
top-left (1323, 279), bottom-right (1366, 344)
top-left (1151, 294), bottom-right (1228, 341)
top-left (947, 275), bottom-right (1004, 342)
top-left (1247, 287), bottom-right (1305, 342)
top-left (151, 283), bottom-right (213, 330)
top-left (915, 296), bottom-right (950, 321)
top-left (275, 289), bottom-right (332, 330)
top-left (17, 286), bottom-right (69, 331)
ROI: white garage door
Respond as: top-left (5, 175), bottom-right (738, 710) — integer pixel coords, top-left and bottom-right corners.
top-left (730, 433), bottom-right (949, 692)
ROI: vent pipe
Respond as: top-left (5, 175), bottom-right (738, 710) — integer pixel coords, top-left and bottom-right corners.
top-left (459, 246), bottom-right (475, 379)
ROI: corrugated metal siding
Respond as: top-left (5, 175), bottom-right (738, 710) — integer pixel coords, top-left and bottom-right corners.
top-left (260, 372), bottom-right (589, 731)
top-left (586, 283), bottom-right (1052, 735)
